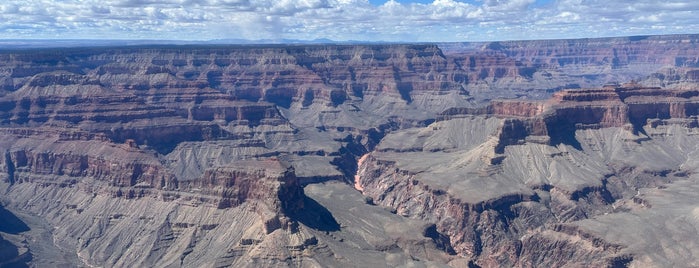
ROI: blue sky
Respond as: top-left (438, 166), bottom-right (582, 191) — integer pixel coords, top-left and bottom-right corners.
top-left (369, 0), bottom-right (551, 5)
top-left (0, 0), bottom-right (696, 42)
top-left (369, 0), bottom-right (436, 4)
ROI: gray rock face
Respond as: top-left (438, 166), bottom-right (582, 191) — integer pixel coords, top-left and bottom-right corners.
top-left (0, 35), bottom-right (698, 267)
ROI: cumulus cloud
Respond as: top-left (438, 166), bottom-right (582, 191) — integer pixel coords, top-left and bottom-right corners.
top-left (0, 0), bottom-right (697, 41)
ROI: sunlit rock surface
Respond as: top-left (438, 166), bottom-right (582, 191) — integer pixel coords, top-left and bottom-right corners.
top-left (0, 34), bottom-right (698, 267)
top-left (359, 85), bottom-right (699, 266)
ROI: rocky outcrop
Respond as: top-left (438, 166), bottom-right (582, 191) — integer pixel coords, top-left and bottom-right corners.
top-left (0, 127), bottom-right (303, 212)
top-left (0, 127), bottom-right (321, 267)
top-left (455, 84), bottom-right (699, 150)
top-left (357, 85), bottom-right (699, 267)
top-left (184, 160), bottom-right (304, 211)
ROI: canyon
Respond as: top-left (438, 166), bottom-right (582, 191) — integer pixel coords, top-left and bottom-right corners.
top-left (0, 34), bottom-right (698, 267)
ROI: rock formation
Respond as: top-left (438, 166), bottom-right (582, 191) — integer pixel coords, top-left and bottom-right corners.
top-left (0, 34), bottom-right (698, 267)
top-left (358, 84), bottom-right (699, 266)
top-left (0, 43), bottom-right (474, 267)
top-left (441, 34), bottom-right (699, 100)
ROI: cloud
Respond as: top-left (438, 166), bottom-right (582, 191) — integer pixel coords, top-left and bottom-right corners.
top-left (0, 0), bottom-right (697, 41)
top-left (483, 0), bottom-right (535, 12)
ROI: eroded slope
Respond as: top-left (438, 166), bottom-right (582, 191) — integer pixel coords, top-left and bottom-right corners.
top-left (357, 85), bottom-right (699, 266)
top-left (0, 36), bottom-right (698, 267)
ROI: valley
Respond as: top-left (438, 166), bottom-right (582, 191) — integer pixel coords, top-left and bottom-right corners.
top-left (0, 34), bottom-right (698, 267)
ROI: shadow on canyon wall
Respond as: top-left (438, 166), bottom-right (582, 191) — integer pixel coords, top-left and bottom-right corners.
top-left (288, 196), bottom-right (341, 232)
top-left (0, 205), bottom-right (29, 235)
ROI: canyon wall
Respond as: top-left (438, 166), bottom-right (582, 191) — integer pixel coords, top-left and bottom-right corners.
top-left (0, 43), bottom-right (475, 267)
top-left (358, 85), bottom-right (699, 266)
top-left (0, 35), bottom-right (698, 267)
top-left (441, 34), bottom-right (699, 99)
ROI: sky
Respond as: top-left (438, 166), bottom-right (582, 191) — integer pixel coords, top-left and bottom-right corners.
top-left (0, 0), bottom-right (697, 42)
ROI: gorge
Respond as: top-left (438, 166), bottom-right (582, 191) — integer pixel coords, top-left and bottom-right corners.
top-left (1, 34), bottom-right (699, 267)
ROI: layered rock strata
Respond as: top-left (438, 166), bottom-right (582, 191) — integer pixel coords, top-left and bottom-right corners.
top-left (0, 36), bottom-right (698, 267)
top-left (357, 85), bottom-right (699, 267)
top-left (441, 34), bottom-right (699, 98)
top-left (0, 44), bottom-right (473, 267)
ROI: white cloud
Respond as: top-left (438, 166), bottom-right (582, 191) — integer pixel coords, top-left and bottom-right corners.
top-left (0, 0), bottom-right (696, 41)
top-left (484, 0), bottom-right (535, 12)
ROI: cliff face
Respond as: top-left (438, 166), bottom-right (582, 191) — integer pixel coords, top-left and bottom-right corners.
top-left (462, 85), bottom-right (699, 151)
top-left (0, 35), bottom-right (699, 267)
top-left (0, 44), bottom-right (465, 105)
top-left (358, 85), bottom-right (699, 267)
top-left (0, 127), bottom-right (303, 210)
top-left (0, 44), bottom-right (478, 267)
top-left (442, 34), bottom-right (699, 100)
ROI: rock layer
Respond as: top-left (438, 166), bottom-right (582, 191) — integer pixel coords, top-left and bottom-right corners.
top-left (0, 35), bottom-right (698, 267)
top-left (357, 85), bottom-right (699, 266)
